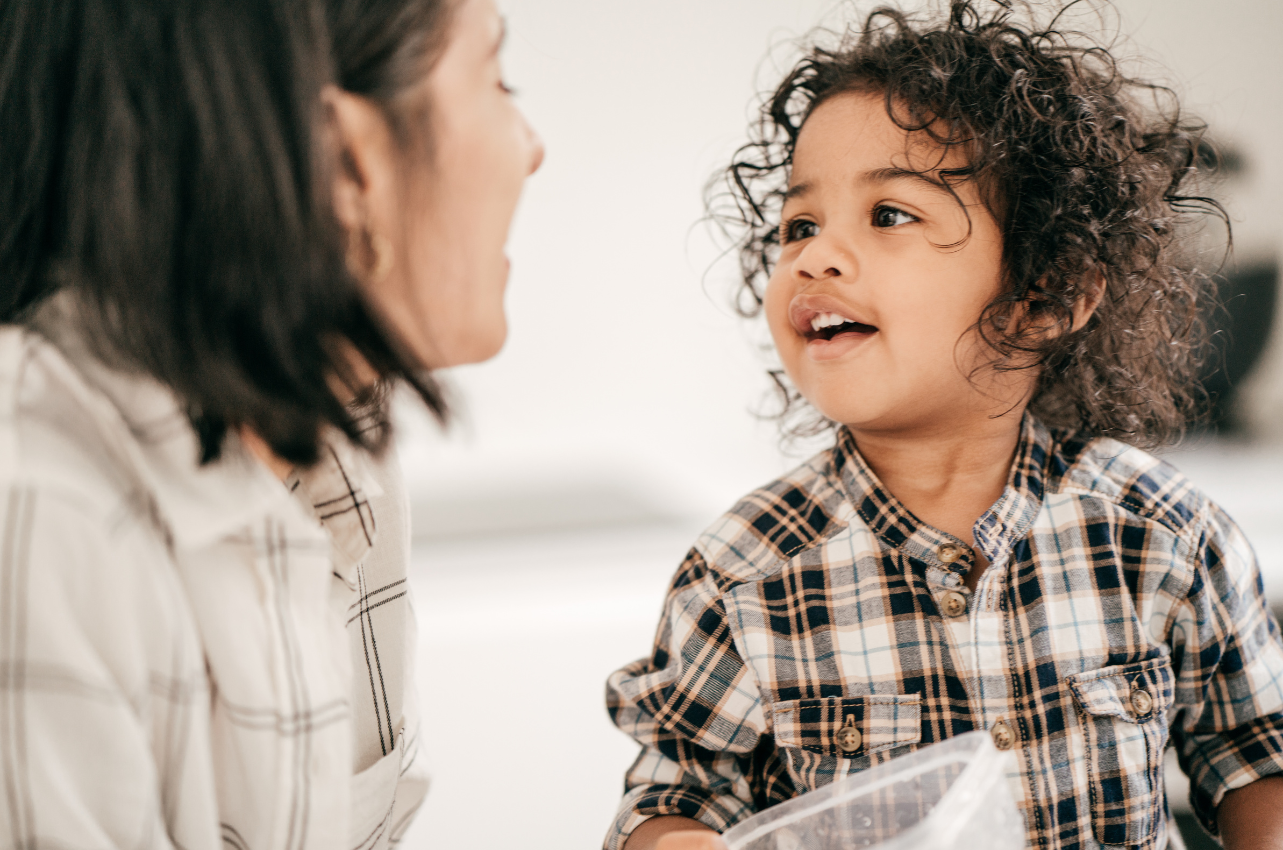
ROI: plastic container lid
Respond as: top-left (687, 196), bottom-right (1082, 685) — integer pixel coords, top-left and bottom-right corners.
top-left (722, 731), bottom-right (1025, 850)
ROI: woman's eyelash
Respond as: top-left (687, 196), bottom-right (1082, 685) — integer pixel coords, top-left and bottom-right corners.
top-left (500, 81), bottom-right (517, 95)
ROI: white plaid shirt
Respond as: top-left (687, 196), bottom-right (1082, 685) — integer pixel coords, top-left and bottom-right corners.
top-left (0, 302), bottom-right (426, 850)
top-left (606, 415), bottom-right (1283, 850)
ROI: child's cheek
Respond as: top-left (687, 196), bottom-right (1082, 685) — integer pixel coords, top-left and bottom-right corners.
top-left (920, 207), bottom-right (972, 248)
top-left (763, 274), bottom-right (797, 351)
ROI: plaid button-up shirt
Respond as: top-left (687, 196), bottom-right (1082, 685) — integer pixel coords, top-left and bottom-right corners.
top-left (0, 300), bottom-right (425, 850)
top-left (605, 415), bottom-right (1283, 850)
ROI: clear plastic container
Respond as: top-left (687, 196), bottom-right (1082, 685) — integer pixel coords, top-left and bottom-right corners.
top-left (721, 731), bottom-right (1025, 850)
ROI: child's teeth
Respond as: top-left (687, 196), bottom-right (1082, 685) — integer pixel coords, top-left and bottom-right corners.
top-left (810, 312), bottom-right (854, 332)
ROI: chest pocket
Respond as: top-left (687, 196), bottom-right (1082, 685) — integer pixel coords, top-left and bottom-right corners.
top-left (772, 694), bottom-right (922, 791)
top-left (1067, 658), bottom-right (1175, 849)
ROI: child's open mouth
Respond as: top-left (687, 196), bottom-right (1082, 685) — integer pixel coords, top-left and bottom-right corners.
top-left (788, 301), bottom-right (880, 362)
top-left (805, 312), bottom-right (879, 342)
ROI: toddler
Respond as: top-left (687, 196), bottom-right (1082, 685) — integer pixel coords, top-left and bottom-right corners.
top-left (604, 3), bottom-right (1283, 849)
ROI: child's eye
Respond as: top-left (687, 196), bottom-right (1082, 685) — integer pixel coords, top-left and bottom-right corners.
top-left (872, 205), bottom-right (918, 228)
top-left (780, 218), bottom-right (819, 243)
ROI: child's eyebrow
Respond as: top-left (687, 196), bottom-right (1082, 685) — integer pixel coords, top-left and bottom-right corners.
top-left (783, 182), bottom-right (813, 201)
top-left (862, 167), bottom-right (954, 198)
top-left (783, 169), bottom-right (955, 203)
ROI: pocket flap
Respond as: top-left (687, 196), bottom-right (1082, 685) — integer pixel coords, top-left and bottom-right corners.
top-left (772, 694), bottom-right (921, 757)
top-left (1067, 658), bottom-right (1175, 723)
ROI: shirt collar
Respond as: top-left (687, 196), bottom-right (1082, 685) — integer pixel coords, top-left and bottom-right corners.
top-left (30, 294), bottom-right (381, 560)
top-left (973, 413), bottom-right (1050, 569)
top-left (286, 432), bottom-right (383, 584)
top-left (833, 412), bottom-right (1052, 580)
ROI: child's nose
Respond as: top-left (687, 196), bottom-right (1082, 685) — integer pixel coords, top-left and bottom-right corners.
top-left (795, 233), bottom-right (856, 282)
top-left (799, 264), bottom-right (842, 281)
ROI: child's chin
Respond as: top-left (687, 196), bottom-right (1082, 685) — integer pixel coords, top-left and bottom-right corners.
top-left (807, 398), bottom-right (877, 430)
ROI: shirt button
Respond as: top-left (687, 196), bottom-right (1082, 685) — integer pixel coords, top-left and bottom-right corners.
top-left (835, 716), bottom-right (863, 754)
top-left (991, 719), bottom-right (1016, 751)
top-left (941, 591), bottom-right (968, 618)
top-left (1130, 687), bottom-right (1154, 716)
top-left (937, 543), bottom-right (963, 563)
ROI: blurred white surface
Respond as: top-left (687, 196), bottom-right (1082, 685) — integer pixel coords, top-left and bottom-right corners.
top-left (397, 524), bottom-right (700, 850)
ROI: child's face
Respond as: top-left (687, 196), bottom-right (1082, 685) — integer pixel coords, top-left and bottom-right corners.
top-left (765, 91), bottom-right (1023, 436)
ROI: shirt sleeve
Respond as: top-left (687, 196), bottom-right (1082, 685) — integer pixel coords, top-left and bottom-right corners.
top-left (0, 484), bottom-right (216, 850)
top-left (1169, 502), bottom-right (1283, 835)
top-left (603, 548), bottom-right (788, 850)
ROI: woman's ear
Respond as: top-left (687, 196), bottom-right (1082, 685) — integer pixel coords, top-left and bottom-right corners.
top-left (1070, 271), bottom-right (1106, 332)
top-left (321, 85), bottom-right (397, 239)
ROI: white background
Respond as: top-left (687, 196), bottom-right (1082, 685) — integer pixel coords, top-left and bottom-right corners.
top-left (396, 2), bottom-right (1283, 848)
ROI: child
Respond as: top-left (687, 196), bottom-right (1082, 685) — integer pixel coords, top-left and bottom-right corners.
top-left (604, 3), bottom-right (1283, 849)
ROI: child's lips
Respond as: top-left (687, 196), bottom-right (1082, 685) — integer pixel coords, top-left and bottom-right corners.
top-left (805, 326), bottom-right (877, 361)
top-left (789, 294), bottom-right (875, 334)
top-left (788, 294), bottom-right (879, 362)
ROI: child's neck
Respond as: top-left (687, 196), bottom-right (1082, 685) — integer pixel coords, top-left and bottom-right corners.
top-left (851, 411), bottom-right (1024, 589)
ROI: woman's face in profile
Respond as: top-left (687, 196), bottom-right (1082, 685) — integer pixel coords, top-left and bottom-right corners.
top-left (369, 0), bottom-right (544, 369)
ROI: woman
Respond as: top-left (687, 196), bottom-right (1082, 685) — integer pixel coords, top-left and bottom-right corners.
top-left (0, 0), bottom-right (541, 847)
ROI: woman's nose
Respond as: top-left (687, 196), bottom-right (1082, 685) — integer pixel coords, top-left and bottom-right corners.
top-left (525, 120), bottom-right (545, 175)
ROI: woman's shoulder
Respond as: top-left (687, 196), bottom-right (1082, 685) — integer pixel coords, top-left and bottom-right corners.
top-left (3, 311), bottom-right (312, 553)
top-left (0, 325), bottom-right (204, 665)
top-left (0, 323), bottom-right (147, 522)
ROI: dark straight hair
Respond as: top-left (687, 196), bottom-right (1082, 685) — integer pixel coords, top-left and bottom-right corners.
top-left (327, 0), bottom-right (455, 131)
top-left (0, 0), bottom-right (453, 466)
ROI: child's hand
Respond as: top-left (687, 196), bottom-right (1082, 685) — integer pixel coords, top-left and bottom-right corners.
top-left (623, 816), bottom-right (727, 850)
top-left (655, 832), bottom-right (728, 850)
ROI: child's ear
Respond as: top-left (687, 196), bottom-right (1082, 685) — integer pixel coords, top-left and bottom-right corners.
top-left (1070, 271), bottom-right (1106, 332)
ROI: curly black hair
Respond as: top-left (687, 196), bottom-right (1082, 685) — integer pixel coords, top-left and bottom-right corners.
top-left (711, 0), bottom-right (1226, 448)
